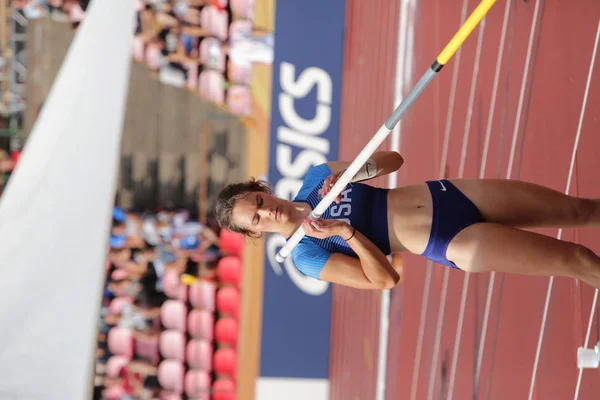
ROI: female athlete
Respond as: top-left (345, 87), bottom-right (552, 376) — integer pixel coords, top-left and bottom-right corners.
top-left (215, 151), bottom-right (600, 290)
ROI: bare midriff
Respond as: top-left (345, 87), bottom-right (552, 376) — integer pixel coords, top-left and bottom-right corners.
top-left (386, 183), bottom-right (434, 255)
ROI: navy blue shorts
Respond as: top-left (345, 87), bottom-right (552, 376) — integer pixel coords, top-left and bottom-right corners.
top-left (421, 179), bottom-right (483, 269)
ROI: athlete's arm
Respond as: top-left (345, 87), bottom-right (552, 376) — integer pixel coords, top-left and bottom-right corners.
top-left (323, 151), bottom-right (403, 202)
top-left (326, 151), bottom-right (404, 181)
top-left (302, 219), bottom-right (400, 290)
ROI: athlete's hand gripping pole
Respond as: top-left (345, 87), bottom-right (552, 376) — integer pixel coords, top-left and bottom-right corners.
top-left (276, 0), bottom-right (497, 263)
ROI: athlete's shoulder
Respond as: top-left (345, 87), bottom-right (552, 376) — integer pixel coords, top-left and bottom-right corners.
top-left (294, 163), bottom-right (332, 201)
top-left (304, 163), bottom-right (332, 183)
top-left (291, 237), bottom-right (332, 280)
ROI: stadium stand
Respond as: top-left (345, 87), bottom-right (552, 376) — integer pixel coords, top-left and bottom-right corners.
top-left (9, 0), bottom-right (269, 119)
top-left (96, 206), bottom-right (244, 399)
top-left (3, 2), bottom-right (255, 398)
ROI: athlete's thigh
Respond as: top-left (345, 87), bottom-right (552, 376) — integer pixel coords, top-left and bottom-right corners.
top-left (449, 178), bottom-right (593, 229)
top-left (446, 222), bottom-right (582, 278)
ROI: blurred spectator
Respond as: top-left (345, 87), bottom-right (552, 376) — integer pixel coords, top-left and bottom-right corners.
top-left (0, 150), bottom-right (16, 194)
top-left (11, 0), bottom-right (49, 19)
top-left (226, 25), bottom-right (274, 68)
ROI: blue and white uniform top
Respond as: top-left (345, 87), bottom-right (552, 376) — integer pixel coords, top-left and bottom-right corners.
top-left (291, 164), bottom-right (391, 280)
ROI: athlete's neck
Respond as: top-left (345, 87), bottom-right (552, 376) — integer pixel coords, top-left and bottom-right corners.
top-left (282, 201), bottom-right (312, 239)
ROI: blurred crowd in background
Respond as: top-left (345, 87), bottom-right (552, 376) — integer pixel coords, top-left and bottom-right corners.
top-left (10, 0), bottom-right (270, 118)
top-left (2, 1), bottom-right (258, 398)
top-left (3, 0), bottom-right (271, 190)
top-left (7, 0), bottom-right (272, 118)
top-left (95, 206), bottom-right (244, 399)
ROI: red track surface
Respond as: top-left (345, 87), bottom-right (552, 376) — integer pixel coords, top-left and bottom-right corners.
top-left (329, 1), bottom-right (402, 399)
top-left (332, 1), bottom-right (600, 399)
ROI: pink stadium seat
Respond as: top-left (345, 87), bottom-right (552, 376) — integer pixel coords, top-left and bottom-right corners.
top-left (159, 392), bottom-right (182, 400)
top-left (185, 370), bottom-right (211, 399)
top-left (215, 317), bottom-right (238, 347)
top-left (226, 85), bottom-right (252, 117)
top-left (161, 300), bottom-right (187, 332)
top-left (158, 360), bottom-right (185, 394)
top-left (230, 0), bottom-right (254, 21)
top-left (228, 62), bottom-right (252, 86)
top-left (218, 229), bottom-right (244, 257)
top-left (145, 45), bottom-right (164, 71)
top-left (199, 38), bottom-right (226, 72)
top-left (200, 6), bottom-right (229, 41)
top-left (216, 287), bottom-right (241, 318)
top-left (69, 3), bottom-right (85, 23)
top-left (198, 70), bottom-right (225, 105)
top-left (162, 269), bottom-right (179, 298)
top-left (163, 270), bottom-right (189, 302)
top-left (132, 36), bottom-right (145, 62)
top-left (104, 384), bottom-right (127, 400)
top-left (135, 335), bottom-right (160, 364)
top-left (105, 355), bottom-right (131, 379)
top-left (228, 20), bottom-right (253, 46)
top-left (189, 280), bottom-right (216, 310)
top-left (186, 339), bottom-right (213, 370)
top-left (178, 284), bottom-right (189, 302)
top-left (212, 378), bottom-right (236, 400)
top-left (107, 327), bottom-right (134, 357)
top-left (216, 256), bottom-right (242, 286)
top-left (111, 268), bottom-right (129, 281)
top-left (226, 20), bottom-right (253, 87)
top-left (213, 348), bottom-right (237, 377)
top-left (160, 330), bottom-right (187, 361)
top-left (185, 61), bottom-right (200, 91)
top-left (187, 309), bottom-right (215, 339)
top-left (108, 296), bottom-right (133, 315)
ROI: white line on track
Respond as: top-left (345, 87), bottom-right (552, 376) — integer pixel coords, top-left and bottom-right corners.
top-left (568, 20), bottom-right (600, 400)
top-left (424, 1), bottom-right (471, 399)
top-left (377, 0), bottom-right (415, 398)
top-left (506, 0), bottom-right (541, 181)
top-left (446, 15), bottom-right (487, 400)
top-left (574, 290), bottom-right (599, 400)
top-left (409, 262), bottom-right (433, 400)
top-left (529, 16), bottom-right (600, 400)
top-left (471, 0), bottom-right (513, 392)
top-left (429, 0), bottom-right (542, 395)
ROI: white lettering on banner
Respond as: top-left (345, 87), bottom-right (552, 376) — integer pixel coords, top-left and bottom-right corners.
top-left (267, 61), bottom-right (335, 296)
top-left (273, 178), bottom-right (304, 203)
top-left (266, 235), bottom-right (329, 296)
top-left (277, 126), bottom-right (330, 154)
top-left (279, 62), bottom-right (332, 135)
top-left (280, 63), bottom-right (332, 104)
top-left (276, 144), bottom-right (327, 179)
top-left (279, 62), bottom-right (333, 135)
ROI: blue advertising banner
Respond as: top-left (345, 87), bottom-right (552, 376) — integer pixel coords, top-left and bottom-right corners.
top-left (257, 0), bottom-right (346, 399)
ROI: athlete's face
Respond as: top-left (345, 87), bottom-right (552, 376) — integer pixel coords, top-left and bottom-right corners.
top-left (232, 191), bottom-right (301, 236)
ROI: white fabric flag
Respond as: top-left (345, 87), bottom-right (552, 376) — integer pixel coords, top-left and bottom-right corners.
top-left (0, 0), bottom-right (135, 398)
